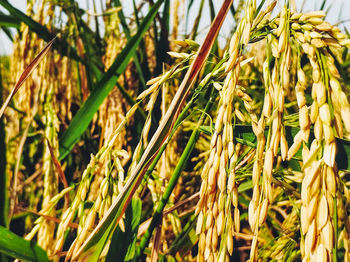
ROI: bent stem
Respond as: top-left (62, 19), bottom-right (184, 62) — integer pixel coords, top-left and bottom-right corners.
top-left (137, 87), bottom-right (216, 258)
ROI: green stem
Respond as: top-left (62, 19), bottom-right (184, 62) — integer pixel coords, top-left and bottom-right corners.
top-left (168, 213), bottom-right (197, 255)
top-left (136, 88), bottom-right (215, 257)
top-left (58, 0), bottom-right (165, 159)
top-left (333, 196), bottom-right (338, 262)
top-left (189, 0), bottom-right (205, 40)
top-left (113, 0), bottom-right (147, 89)
top-left (138, 90), bottom-right (199, 190)
top-left (0, 59), bottom-right (9, 262)
top-left (71, 5), bottom-right (95, 90)
top-left (116, 82), bottom-right (147, 121)
top-left (0, 67), bottom-right (7, 228)
top-left (0, 0), bottom-right (84, 65)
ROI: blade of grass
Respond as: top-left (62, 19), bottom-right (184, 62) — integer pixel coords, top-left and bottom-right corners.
top-left (45, 139), bottom-right (69, 210)
top-left (137, 87), bottom-right (216, 258)
top-left (134, 90), bottom-right (202, 240)
top-left (0, 12), bottom-right (20, 28)
top-left (0, 38), bottom-right (55, 119)
top-left (208, 0), bottom-right (219, 57)
top-left (131, 0), bottom-right (152, 83)
top-left (255, 0), bottom-right (267, 18)
top-left (58, 0), bottom-right (165, 160)
top-left (92, 0), bottom-right (101, 49)
top-left (1, 25), bottom-right (14, 41)
top-left (0, 61), bottom-right (7, 229)
top-left (116, 82), bottom-right (147, 121)
top-left (0, 0), bottom-right (83, 64)
top-left (168, 214), bottom-right (198, 257)
top-left (137, 193), bottom-right (199, 237)
top-left (163, 0), bottom-right (170, 33)
top-left (15, 206), bottom-right (78, 229)
top-left (0, 226), bottom-right (50, 262)
top-left (185, 0), bottom-right (195, 34)
top-left (71, 6), bottom-right (96, 91)
top-left (149, 0), bottom-right (170, 76)
top-left (75, 81), bottom-right (194, 261)
top-left (65, 1), bottom-right (105, 88)
top-left (46, 139), bottom-right (68, 189)
top-left (105, 198), bottom-right (142, 262)
top-left (320, 0), bottom-right (327, 10)
top-left (189, 0), bottom-right (205, 40)
top-left (74, 0), bottom-right (233, 259)
top-left (112, 0), bottom-right (147, 89)
top-left (132, 0), bottom-right (141, 27)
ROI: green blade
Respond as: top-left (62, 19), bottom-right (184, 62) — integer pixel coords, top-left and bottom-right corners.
top-left (0, 38), bottom-right (55, 119)
top-left (58, 0), bottom-right (165, 160)
top-left (1, 25), bottom-right (14, 41)
top-left (106, 198), bottom-right (142, 262)
top-left (74, 0), bottom-right (233, 260)
top-left (0, 59), bottom-right (7, 228)
top-left (112, 0), bottom-right (147, 89)
top-left (0, 0), bottom-right (81, 62)
top-left (0, 226), bottom-right (50, 262)
top-left (0, 12), bottom-right (20, 28)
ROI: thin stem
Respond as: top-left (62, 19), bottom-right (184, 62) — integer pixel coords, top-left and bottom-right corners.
top-left (333, 196), bottom-right (338, 262)
top-left (0, 0), bottom-right (84, 64)
top-left (137, 88), bottom-right (216, 257)
top-left (0, 62), bottom-right (7, 229)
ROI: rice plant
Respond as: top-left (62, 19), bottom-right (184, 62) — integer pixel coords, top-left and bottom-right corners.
top-left (1, 0), bottom-right (350, 261)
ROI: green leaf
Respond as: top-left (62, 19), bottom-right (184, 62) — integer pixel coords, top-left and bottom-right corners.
top-left (67, 2), bottom-right (104, 89)
top-left (185, 0), bottom-right (195, 32)
top-left (137, 86), bottom-right (216, 257)
top-left (58, 0), bottom-right (165, 159)
top-left (189, 0), bottom-right (205, 40)
top-left (0, 12), bottom-right (20, 28)
top-left (255, 0), bottom-right (267, 18)
top-left (320, 0), bottom-right (327, 10)
top-left (0, 226), bottom-right (50, 262)
top-left (74, 1), bottom-right (233, 259)
top-left (1, 25), bottom-right (14, 41)
top-left (0, 38), bottom-right (55, 119)
top-left (238, 180), bottom-right (253, 193)
top-left (163, 0), bottom-right (170, 33)
top-left (168, 215), bottom-right (198, 257)
top-left (0, 0), bottom-right (83, 63)
top-left (0, 64), bottom-right (7, 228)
top-left (112, 0), bottom-right (147, 89)
top-left (106, 198), bottom-right (142, 262)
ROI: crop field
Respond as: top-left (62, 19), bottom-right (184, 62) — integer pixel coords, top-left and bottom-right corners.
top-left (1, 0), bottom-right (350, 261)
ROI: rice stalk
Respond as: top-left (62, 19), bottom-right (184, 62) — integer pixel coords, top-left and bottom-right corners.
top-left (2, 1), bottom-right (350, 261)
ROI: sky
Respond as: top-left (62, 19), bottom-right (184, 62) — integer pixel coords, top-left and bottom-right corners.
top-left (1, 0), bottom-right (350, 55)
